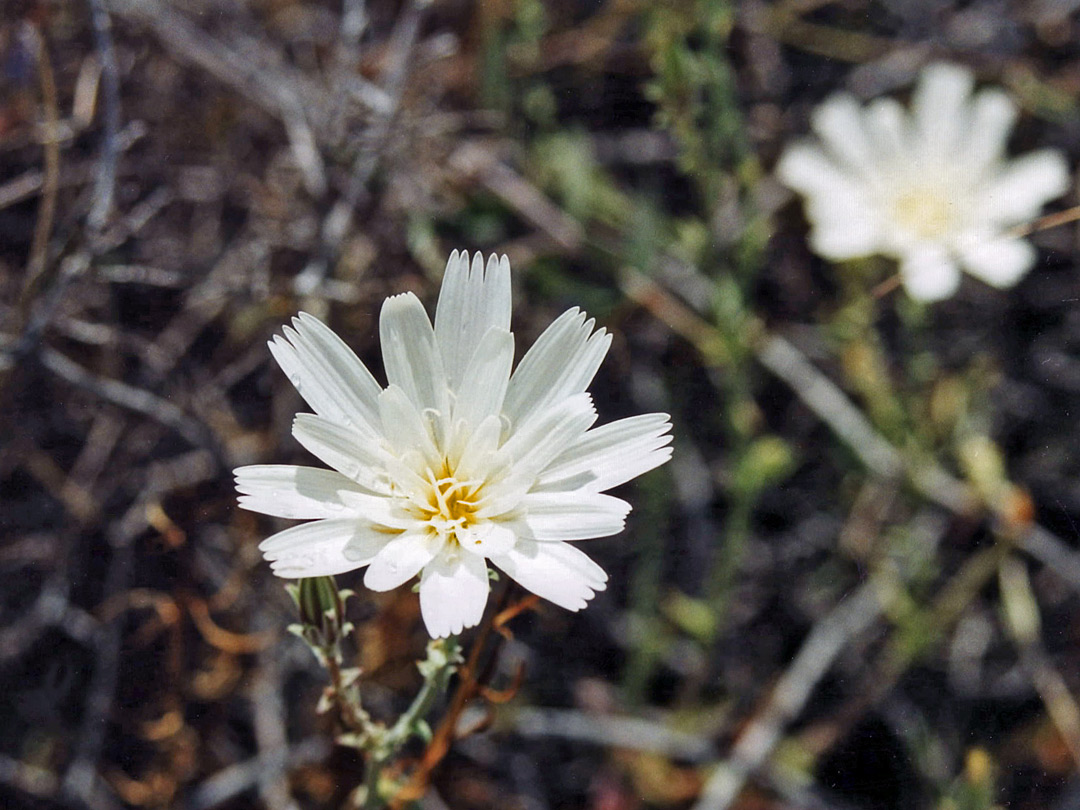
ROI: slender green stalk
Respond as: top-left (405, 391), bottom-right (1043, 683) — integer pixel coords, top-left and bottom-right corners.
top-left (289, 579), bottom-right (464, 808)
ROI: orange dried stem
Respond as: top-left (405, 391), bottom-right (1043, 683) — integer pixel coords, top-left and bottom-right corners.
top-left (1008, 204), bottom-right (1080, 238)
top-left (186, 596), bottom-right (276, 654)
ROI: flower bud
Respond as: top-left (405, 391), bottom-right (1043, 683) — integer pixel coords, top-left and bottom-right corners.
top-left (296, 576), bottom-right (346, 641)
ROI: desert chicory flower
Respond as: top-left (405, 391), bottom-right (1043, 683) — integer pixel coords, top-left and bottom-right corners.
top-left (776, 62), bottom-right (1070, 301)
top-left (236, 251), bottom-right (673, 637)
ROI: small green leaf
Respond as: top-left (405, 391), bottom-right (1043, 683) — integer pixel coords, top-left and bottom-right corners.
top-left (339, 667), bottom-right (363, 688)
top-left (662, 591), bottom-right (717, 643)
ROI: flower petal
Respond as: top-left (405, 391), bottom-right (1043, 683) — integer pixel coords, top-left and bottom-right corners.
top-left (804, 191), bottom-right (883, 259)
top-left (452, 327), bottom-right (514, 427)
top-left (292, 413), bottom-right (391, 494)
top-left (776, 144), bottom-right (882, 259)
top-left (259, 518), bottom-right (389, 577)
top-left (268, 313), bottom-right (382, 435)
top-left (537, 413), bottom-right (673, 492)
top-left (235, 465), bottom-right (369, 519)
top-left (377, 384), bottom-right (442, 462)
top-left (776, 142), bottom-right (853, 196)
top-left (521, 491), bottom-right (631, 541)
top-left (419, 548), bottom-right (490, 637)
top-left (808, 215), bottom-right (883, 260)
top-left (380, 292), bottom-right (450, 415)
top-left (454, 414), bottom-right (507, 483)
top-left (809, 93), bottom-right (875, 174)
top-left (504, 309), bottom-right (611, 433)
top-left (981, 149), bottom-right (1070, 226)
top-left (960, 88), bottom-right (1017, 180)
top-left (490, 539), bottom-right (607, 611)
top-left (489, 393), bottom-right (597, 509)
top-left (862, 97), bottom-right (909, 165)
top-left (898, 243), bottom-right (962, 301)
top-left (457, 521), bottom-right (516, 557)
top-left (911, 62), bottom-right (974, 159)
top-left (434, 251), bottom-right (512, 392)
top-left (364, 532), bottom-right (441, 591)
top-left (958, 236), bottom-right (1036, 289)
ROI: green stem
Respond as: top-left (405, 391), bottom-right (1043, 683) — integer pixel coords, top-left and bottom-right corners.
top-left (324, 645), bottom-right (371, 734)
top-left (361, 636), bottom-right (463, 808)
top-left (361, 753), bottom-right (386, 810)
top-left (387, 663), bottom-right (448, 744)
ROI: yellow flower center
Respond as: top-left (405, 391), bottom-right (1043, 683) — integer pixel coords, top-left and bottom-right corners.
top-left (891, 185), bottom-right (956, 240)
top-left (412, 463), bottom-right (484, 545)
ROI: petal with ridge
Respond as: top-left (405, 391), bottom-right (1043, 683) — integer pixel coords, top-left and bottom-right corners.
top-left (380, 293), bottom-right (450, 415)
top-left (521, 491), bottom-right (631, 541)
top-left (537, 413), bottom-right (673, 492)
top-left (364, 532), bottom-right (441, 591)
top-left (235, 465), bottom-right (369, 519)
top-left (419, 549), bottom-right (490, 637)
top-left (434, 252), bottom-right (512, 391)
top-left (377, 385), bottom-right (442, 462)
top-left (292, 413), bottom-right (392, 494)
top-left (504, 309), bottom-right (610, 432)
top-left (259, 518), bottom-right (389, 577)
top-left (498, 393), bottom-right (597, 487)
top-left (452, 327), bottom-right (514, 427)
top-left (491, 540), bottom-right (607, 611)
top-left (269, 315), bottom-right (381, 435)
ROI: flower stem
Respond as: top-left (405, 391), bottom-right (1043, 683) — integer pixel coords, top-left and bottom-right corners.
top-left (388, 585), bottom-right (517, 808)
top-left (325, 649), bottom-right (370, 734)
top-left (355, 637), bottom-right (463, 808)
top-left (360, 753), bottom-right (385, 810)
top-left (387, 636), bottom-right (461, 745)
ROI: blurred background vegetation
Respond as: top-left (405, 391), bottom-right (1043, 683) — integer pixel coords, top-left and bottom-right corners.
top-left (3, 1), bottom-right (1080, 808)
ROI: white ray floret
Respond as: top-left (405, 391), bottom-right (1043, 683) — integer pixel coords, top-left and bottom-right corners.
top-left (235, 250), bottom-right (673, 637)
top-left (776, 62), bottom-right (1070, 301)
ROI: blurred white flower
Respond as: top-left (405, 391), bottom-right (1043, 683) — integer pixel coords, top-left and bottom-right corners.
top-left (777, 62), bottom-right (1070, 301)
top-left (236, 251), bottom-right (673, 637)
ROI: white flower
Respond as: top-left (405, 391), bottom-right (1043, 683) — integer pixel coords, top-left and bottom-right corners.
top-left (236, 251), bottom-right (673, 637)
top-left (777, 62), bottom-right (1070, 301)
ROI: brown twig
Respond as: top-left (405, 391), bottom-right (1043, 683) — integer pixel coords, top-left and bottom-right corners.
top-left (999, 558), bottom-right (1080, 768)
top-left (623, 264), bottom-right (1080, 806)
top-left (38, 345), bottom-right (211, 448)
top-left (692, 581), bottom-right (885, 810)
top-left (186, 596), bottom-right (277, 655)
top-left (1006, 203), bottom-right (1080, 239)
top-left (20, 23), bottom-right (62, 313)
top-left (870, 273), bottom-right (903, 299)
top-left (86, 0), bottom-right (122, 232)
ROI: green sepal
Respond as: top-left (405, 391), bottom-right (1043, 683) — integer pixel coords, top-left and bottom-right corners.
top-left (335, 732), bottom-right (368, 750)
top-left (414, 719), bottom-right (433, 743)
